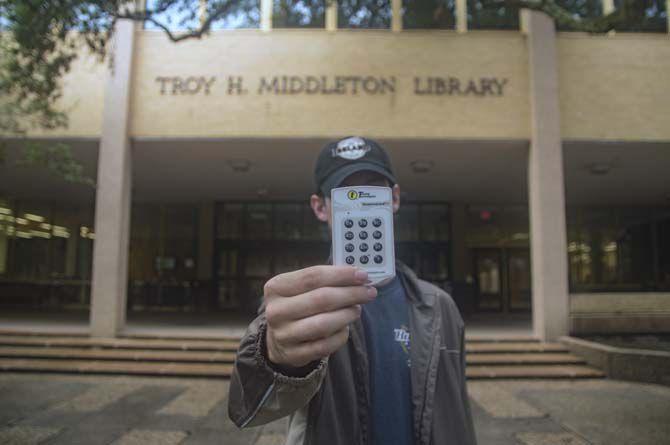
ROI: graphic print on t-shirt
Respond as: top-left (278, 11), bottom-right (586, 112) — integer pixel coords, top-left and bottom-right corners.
top-left (393, 324), bottom-right (411, 367)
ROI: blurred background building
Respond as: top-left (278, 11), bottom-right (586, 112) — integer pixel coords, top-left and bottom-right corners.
top-left (0, 0), bottom-right (668, 340)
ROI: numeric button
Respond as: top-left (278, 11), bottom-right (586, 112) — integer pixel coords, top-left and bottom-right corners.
top-left (358, 219), bottom-right (368, 228)
top-left (346, 256), bottom-right (355, 265)
top-left (359, 243), bottom-right (369, 252)
top-left (345, 231), bottom-right (354, 240)
top-left (345, 243), bottom-right (355, 252)
top-left (359, 231), bottom-right (368, 240)
top-left (372, 218), bottom-right (382, 227)
top-left (359, 255), bottom-right (369, 264)
top-left (373, 242), bottom-right (383, 251)
top-left (373, 230), bottom-right (382, 239)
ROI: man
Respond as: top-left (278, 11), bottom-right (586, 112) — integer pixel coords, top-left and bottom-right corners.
top-left (228, 137), bottom-right (477, 445)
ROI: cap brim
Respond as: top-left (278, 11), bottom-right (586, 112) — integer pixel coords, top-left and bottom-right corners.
top-left (320, 162), bottom-right (396, 196)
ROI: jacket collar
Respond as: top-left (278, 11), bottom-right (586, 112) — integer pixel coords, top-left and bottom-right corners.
top-left (396, 261), bottom-right (436, 308)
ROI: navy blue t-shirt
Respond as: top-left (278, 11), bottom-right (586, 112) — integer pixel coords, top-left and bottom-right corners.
top-left (361, 276), bottom-right (414, 445)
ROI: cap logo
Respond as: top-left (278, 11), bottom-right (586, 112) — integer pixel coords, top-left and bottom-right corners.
top-left (332, 137), bottom-right (371, 160)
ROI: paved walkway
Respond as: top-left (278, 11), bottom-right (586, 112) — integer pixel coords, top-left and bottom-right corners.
top-left (1, 373), bottom-right (669, 445)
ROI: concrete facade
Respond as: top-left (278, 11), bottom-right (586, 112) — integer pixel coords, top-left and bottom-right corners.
top-left (3, 10), bottom-right (670, 340)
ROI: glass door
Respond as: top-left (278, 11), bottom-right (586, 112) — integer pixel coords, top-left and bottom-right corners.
top-left (473, 247), bottom-right (531, 313)
top-left (507, 248), bottom-right (531, 311)
top-left (474, 249), bottom-right (503, 311)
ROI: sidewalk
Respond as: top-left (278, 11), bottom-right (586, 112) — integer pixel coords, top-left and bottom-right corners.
top-left (1, 373), bottom-right (668, 445)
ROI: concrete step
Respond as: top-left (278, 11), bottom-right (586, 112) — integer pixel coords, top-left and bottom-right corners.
top-left (466, 364), bottom-right (605, 379)
top-left (0, 347), bottom-right (584, 367)
top-left (0, 346), bottom-right (237, 363)
top-left (0, 358), bottom-right (232, 378)
top-left (465, 335), bottom-right (539, 343)
top-left (467, 353), bottom-right (585, 365)
top-left (0, 335), bottom-right (564, 354)
top-left (466, 342), bottom-right (568, 354)
top-left (0, 335), bottom-right (240, 352)
top-left (0, 357), bottom-right (603, 380)
top-left (0, 335), bottom-right (602, 380)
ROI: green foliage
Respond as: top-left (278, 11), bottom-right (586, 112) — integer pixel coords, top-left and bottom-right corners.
top-left (16, 141), bottom-right (95, 187)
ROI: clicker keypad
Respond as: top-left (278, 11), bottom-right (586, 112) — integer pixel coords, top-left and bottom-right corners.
top-left (339, 217), bottom-right (384, 266)
top-left (331, 186), bottom-right (395, 286)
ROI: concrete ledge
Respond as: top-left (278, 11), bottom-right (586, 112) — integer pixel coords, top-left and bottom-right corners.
top-left (570, 293), bottom-right (670, 334)
top-left (560, 336), bottom-right (670, 386)
top-left (570, 313), bottom-right (670, 334)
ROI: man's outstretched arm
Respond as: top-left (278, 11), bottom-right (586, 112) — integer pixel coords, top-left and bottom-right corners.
top-left (228, 265), bottom-right (376, 428)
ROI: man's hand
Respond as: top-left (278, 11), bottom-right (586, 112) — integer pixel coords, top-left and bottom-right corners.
top-left (263, 265), bottom-right (377, 368)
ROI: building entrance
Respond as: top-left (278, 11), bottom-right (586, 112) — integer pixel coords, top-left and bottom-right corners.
top-left (214, 201), bottom-right (452, 314)
top-left (473, 247), bottom-right (531, 313)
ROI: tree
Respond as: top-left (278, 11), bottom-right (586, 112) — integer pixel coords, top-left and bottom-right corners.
top-left (0, 0), bottom-right (665, 183)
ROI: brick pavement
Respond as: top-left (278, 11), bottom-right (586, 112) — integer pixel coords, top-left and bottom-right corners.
top-left (1, 373), bottom-right (669, 445)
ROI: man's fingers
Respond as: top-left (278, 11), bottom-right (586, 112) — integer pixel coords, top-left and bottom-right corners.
top-left (264, 265), bottom-right (368, 298)
top-left (266, 285), bottom-right (375, 323)
top-left (284, 327), bottom-right (351, 366)
top-left (273, 305), bottom-right (362, 344)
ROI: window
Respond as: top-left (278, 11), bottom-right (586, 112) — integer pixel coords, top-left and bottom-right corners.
top-left (0, 198), bottom-right (94, 309)
top-left (553, 0), bottom-right (602, 31)
top-left (339, 0), bottom-right (392, 28)
top-left (403, 0), bottom-right (456, 29)
top-left (273, 0), bottom-right (325, 27)
top-left (567, 207), bottom-right (668, 292)
top-left (612, 0), bottom-right (667, 32)
top-left (467, 0), bottom-right (518, 30)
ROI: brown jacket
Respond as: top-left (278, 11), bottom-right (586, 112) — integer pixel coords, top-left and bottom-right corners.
top-left (228, 263), bottom-right (477, 445)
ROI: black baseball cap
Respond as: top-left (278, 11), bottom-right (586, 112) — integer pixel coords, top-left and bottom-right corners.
top-left (314, 136), bottom-right (396, 196)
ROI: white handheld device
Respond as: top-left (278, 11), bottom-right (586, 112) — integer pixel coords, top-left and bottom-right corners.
top-left (331, 186), bottom-right (395, 286)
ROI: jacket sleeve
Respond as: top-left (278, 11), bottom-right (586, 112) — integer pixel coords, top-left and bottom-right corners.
top-left (227, 313), bottom-right (328, 428)
top-left (459, 326), bottom-right (478, 445)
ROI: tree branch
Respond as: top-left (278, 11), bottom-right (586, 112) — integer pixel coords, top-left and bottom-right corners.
top-left (115, 0), bottom-right (241, 42)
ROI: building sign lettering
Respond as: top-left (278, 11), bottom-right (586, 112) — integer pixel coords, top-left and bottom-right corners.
top-left (154, 75), bottom-right (509, 97)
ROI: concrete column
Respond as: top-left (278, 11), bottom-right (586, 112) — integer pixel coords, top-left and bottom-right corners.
top-left (261, 0), bottom-right (272, 31)
top-left (391, 0), bottom-right (402, 32)
top-left (326, 0), bottom-right (338, 30)
top-left (90, 15), bottom-right (136, 338)
top-left (601, 0), bottom-right (615, 14)
top-left (199, 0), bottom-right (208, 26)
top-left (455, 0), bottom-right (467, 33)
top-left (521, 9), bottom-right (569, 341)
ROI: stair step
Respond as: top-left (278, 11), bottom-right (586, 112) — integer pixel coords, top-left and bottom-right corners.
top-left (0, 358), bottom-right (603, 380)
top-left (467, 353), bottom-right (584, 365)
top-left (465, 335), bottom-right (539, 343)
top-left (466, 364), bottom-right (605, 379)
top-left (0, 346), bottom-right (236, 363)
top-left (0, 348), bottom-right (583, 366)
top-left (0, 335), bottom-right (239, 352)
top-left (466, 342), bottom-right (567, 354)
top-left (0, 358), bottom-right (233, 378)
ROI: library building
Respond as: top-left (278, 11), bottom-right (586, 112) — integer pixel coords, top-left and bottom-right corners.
top-left (0, 0), bottom-right (669, 341)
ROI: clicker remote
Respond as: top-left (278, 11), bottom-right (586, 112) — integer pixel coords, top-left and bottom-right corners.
top-left (331, 186), bottom-right (395, 286)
